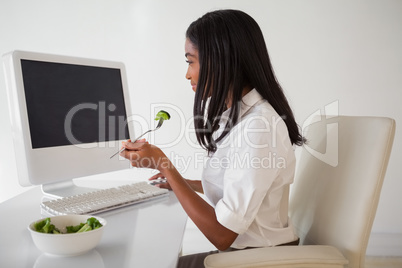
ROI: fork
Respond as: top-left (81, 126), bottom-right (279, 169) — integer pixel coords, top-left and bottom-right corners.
top-left (110, 118), bottom-right (165, 159)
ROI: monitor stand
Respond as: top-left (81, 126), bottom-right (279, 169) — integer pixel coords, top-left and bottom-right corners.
top-left (41, 180), bottom-right (97, 199)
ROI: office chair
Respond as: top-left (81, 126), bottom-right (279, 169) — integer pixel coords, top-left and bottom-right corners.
top-left (204, 116), bottom-right (396, 268)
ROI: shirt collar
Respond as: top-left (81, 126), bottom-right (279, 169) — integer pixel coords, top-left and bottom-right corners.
top-left (219, 88), bottom-right (264, 128)
top-left (239, 88), bottom-right (264, 118)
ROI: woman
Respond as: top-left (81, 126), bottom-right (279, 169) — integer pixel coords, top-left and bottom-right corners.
top-left (121, 9), bottom-right (304, 267)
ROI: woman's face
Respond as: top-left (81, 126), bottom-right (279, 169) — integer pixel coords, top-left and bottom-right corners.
top-left (185, 38), bottom-right (199, 92)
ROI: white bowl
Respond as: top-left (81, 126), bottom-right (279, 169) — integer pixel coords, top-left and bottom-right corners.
top-left (28, 214), bottom-right (106, 256)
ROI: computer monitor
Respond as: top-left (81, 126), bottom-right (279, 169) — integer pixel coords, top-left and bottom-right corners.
top-left (2, 50), bottom-right (134, 198)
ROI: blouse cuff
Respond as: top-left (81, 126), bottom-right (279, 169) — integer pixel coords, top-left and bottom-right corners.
top-left (215, 200), bottom-right (251, 235)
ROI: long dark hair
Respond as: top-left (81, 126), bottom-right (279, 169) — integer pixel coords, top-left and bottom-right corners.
top-left (186, 9), bottom-right (304, 154)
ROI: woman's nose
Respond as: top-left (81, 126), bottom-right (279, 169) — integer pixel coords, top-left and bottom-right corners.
top-left (185, 68), bottom-right (191, 80)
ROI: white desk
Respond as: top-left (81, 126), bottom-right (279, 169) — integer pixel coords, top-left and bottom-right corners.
top-left (0, 181), bottom-right (188, 268)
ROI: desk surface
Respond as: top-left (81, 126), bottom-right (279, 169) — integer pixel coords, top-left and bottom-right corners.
top-left (0, 180), bottom-right (188, 268)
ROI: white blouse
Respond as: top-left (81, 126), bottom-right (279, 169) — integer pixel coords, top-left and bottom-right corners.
top-left (201, 89), bottom-right (298, 249)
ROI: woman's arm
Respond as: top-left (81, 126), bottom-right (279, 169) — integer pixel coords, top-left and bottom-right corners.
top-left (186, 179), bottom-right (203, 194)
top-left (121, 141), bottom-right (237, 250)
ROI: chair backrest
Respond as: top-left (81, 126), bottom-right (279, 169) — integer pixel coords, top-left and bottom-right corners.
top-left (289, 116), bottom-right (395, 268)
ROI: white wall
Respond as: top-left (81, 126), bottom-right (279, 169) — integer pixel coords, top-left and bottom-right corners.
top-left (0, 0), bottom-right (401, 255)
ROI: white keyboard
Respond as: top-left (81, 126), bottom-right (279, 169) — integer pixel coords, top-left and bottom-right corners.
top-left (41, 181), bottom-right (169, 215)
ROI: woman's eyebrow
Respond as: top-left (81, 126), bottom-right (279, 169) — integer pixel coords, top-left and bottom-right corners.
top-left (185, 52), bottom-right (195, 58)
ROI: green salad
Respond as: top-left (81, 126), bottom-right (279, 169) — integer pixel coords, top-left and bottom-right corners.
top-left (34, 217), bottom-right (103, 234)
top-left (155, 110), bottom-right (171, 121)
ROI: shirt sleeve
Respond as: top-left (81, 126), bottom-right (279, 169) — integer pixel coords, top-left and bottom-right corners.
top-left (214, 114), bottom-right (289, 234)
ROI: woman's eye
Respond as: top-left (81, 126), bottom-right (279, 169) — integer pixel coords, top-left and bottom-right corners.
top-left (186, 60), bottom-right (193, 64)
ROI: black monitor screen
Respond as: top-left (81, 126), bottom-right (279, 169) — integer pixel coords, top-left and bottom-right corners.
top-left (21, 59), bottom-right (130, 149)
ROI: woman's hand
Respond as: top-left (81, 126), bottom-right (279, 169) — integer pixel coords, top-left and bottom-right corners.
top-left (148, 172), bottom-right (172, 190)
top-left (120, 139), bottom-right (172, 172)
